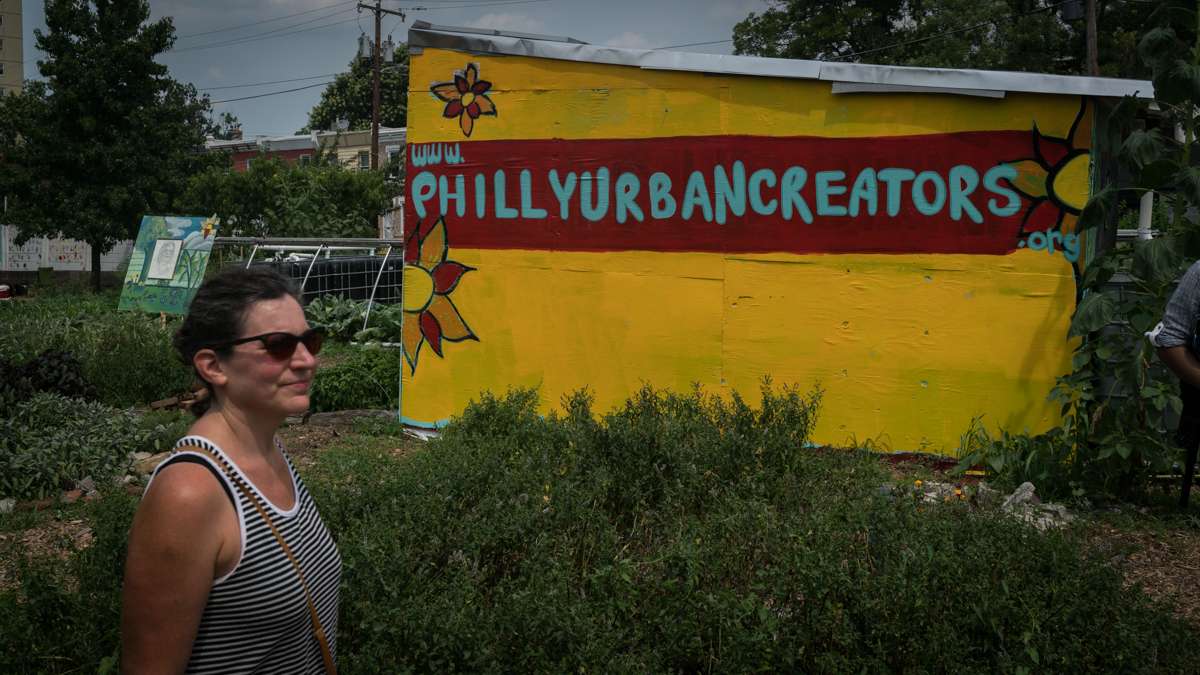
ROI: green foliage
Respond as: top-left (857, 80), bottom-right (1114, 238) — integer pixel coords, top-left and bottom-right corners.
top-left (178, 156), bottom-right (393, 238)
top-left (305, 295), bottom-right (409, 347)
top-left (0, 349), bottom-right (95, 411)
top-left (303, 51), bottom-right (409, 133)
top-left (0, 290), bottom-right (192, 408)
top-left (2, 386), bottom-right (1195, 672)
top-left (205, 111), bottom-right (241, 141)
top-left (305, 295), bottom-right (369, 342)
top-left (952, 1), bottom-right (1200, 500)
top-left (0, 487), bottom-right (137, 673)
top-left (0, 394), bottom-right (143, 500)
top-left (309, 344), bottom-right (400, 412)
top-left (732, 0), bottom-right (1149, 78)
top-left (306, 386), bottom-right (1191, 673)
top-left (0, 0), bottom-right (219, 291)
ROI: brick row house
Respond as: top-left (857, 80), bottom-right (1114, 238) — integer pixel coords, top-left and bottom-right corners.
top-left (206, 127), bottom-right (406, 172)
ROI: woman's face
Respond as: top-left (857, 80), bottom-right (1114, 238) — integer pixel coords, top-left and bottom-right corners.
top-left (218, 295), bottom-right (319, 418)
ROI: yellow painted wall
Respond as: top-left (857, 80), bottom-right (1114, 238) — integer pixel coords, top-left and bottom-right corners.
top-left (402, 47), bottom-right (1088, 453)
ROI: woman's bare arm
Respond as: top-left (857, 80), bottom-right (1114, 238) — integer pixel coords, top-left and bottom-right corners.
top-left (121, 463), bottom-right (230, 674)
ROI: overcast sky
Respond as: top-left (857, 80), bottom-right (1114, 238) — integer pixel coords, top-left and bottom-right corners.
top-left (20, 0), bottom-right (766, 137)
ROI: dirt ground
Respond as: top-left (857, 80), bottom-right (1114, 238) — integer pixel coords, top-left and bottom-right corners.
top-left (1088, 522), bottom-right (1200, 629)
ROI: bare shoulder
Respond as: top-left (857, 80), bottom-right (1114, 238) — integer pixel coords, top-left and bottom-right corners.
top-left (135, 460), bottom-right (230, 543)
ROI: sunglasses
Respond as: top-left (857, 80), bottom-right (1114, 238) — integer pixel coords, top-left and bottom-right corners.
top-left (210, 328), bottom-right (325, 360)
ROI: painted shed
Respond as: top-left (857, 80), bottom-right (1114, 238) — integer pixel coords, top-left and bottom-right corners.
top-left (400, 21), bottom-right (1153, 452)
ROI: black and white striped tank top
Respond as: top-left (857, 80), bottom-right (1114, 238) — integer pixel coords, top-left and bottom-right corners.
top-left (147, 435), bottom-right (342, 674)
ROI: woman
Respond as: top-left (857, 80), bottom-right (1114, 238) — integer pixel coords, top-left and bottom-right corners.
top-left (122, 266), bottom-right (341, 674)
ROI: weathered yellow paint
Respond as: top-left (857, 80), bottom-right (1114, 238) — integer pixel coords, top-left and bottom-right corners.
top-left (402, 248), bottom-right (1075, 451)
top-left (403, 47), bottom-right (1091, 453)
top-left (410, 48), bottom-right (1085, 143)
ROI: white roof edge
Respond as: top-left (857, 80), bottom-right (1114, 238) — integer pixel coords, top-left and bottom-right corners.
top-left (409, 21), bottom-right (1154, 100)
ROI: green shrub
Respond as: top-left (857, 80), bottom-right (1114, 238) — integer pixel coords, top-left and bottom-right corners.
top-left (0, 349), bottom-right (96, 412)
top-left (304, 385), bottom-right (1193, 674)
top-left (0, 486), bottom-right (137, 674)
top-left (1, 385), bottom-right (1193, 673)
top-left (309, 344), bottom-right (399, 413)
top-left (0, 291), bottom-right (191, 407)
top-left (305, 295), bottom-right (368, 342)
top-left (0, 393), bottom-right (150, 500)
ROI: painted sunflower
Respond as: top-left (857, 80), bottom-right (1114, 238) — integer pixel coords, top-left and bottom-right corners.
top-left (402, 216), bottom-right (478, 374)
top-left (1006, 99), bottom-right (1094, 238)
top-left (430, 63), bottom-right (497, 138)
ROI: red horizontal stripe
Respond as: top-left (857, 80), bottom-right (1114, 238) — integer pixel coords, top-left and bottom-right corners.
top-left (404, 132), bottom-right (1049, 255)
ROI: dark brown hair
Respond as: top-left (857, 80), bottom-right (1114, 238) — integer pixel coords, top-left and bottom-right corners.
top-left (174, 265), bottom-right (301, 416)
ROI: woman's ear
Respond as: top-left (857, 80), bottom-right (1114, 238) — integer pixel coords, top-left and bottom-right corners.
top-left (193, 349), bottom-right (228, 389)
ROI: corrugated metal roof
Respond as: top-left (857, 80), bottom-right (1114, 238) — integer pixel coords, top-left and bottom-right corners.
top-left (409, 21), bottom-right (1154, 100)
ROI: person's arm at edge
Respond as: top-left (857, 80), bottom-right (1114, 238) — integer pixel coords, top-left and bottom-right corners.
top-left (1158, 345), bottom-right (1200, 390)
top-left (121, 463), bottom-right (230, 674)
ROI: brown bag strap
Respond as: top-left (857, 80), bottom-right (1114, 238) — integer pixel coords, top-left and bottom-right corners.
top-left (179, 445), bottom-right (338, 675)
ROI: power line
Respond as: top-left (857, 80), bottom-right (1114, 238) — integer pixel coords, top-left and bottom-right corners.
top-left (400, 0), bottom-right (558, 9)
top-left (172, 6), bottom-right (358, 53)
top-left (828, 0), bottom-right (1073, 61)
top-left (177, 0), bottom-right (358, 39)
top-left (655, 38), bottom-right (733, 50)
top-left (198, 73), bottom-right (347, 92)
top-left (209, 81), bottom-right (336, 104)
top-left (170, 15), bottom-right (361, 54)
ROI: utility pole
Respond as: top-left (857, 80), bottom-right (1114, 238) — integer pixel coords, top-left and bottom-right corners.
top-left (358, 2), bottom-right (405, 170)
top-left (1086, 0), bottom-right (1099, 76)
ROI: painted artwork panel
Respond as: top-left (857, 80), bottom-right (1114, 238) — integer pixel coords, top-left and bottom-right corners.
top-left (403, 47), bottom-right (1094, 453)
top-left (119, 215), bottom-right (219, 315)
top-left (146, 239), bottom-right (182, 279)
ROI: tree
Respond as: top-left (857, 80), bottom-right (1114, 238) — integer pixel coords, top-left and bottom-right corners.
top-left (732, 0), bottom-right (1149, 78)
top-left (206, 111), bottom-right (242, 140)
top-left (178, 157), bottom-right (394, 239)
top-left (302, 46), bottom-right (409, 133)
top-left (0, 0), bottom-right (216, 291)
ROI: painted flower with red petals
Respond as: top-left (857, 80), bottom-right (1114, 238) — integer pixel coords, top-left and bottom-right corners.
top-left (430, 63), bottom-right (496, 138)
top-left (1005, 100), bottom-right (1094, 241)
top-left (401, 216), bottom-right (478, 373)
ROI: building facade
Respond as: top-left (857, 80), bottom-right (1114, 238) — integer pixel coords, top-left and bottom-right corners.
top-left (0, 0), bottom-right (23, 95)
top-left (206, 127), bottom-right (406, 173)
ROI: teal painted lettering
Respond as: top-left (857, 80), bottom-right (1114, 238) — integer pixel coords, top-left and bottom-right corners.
top-left (713, 161), bottom-right (747, 225)
top-left (519, 169), bottom-right (548, 219)
top-left (848, 168), bottom-right (878, 217)
top-left (948, 165), bottom-right (983, 223)
top-left (580, 168), bottom-right (611, 222)
top-left (615, 172), bottom-right (644, 224)
top-left (681, 170), bottom-right (713, 222)
top-left (748, 169), bottom-right (777, 216)
top-left (1046, 227), bottom-right (1062, 255)
top-left (474, 173), bottom-right (486, 218)
top-left (494, 170), bottom-right (518, 219)
top-left (984, 165), bottom-right (1021, 217)
top-left (438, 174), bottom-right (466, 218)
top-left (877, 168), bottom-right (916, 216)
top-left (815, 170), bottom-right (848, 217)
top-left (649, 172), bottom-right (676, 219)
top-left (445, 144), bottom-right (463, 165)
top-left (411, 144), bottom-right (442, 168)
top-left (1062, 233), bottom-right (1080, 262)
top-left (411, 171), bottom-right (436, 218)
top-left (781, 167), bottom-right (813, 223)
top-left (912, 171), bottom-right (946, 216)
top-left (549, 170), bottom-right (577, 220)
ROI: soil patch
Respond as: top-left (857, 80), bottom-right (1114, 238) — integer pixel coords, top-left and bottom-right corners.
top-left (1088, 522), bottom-right (1200, 630)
